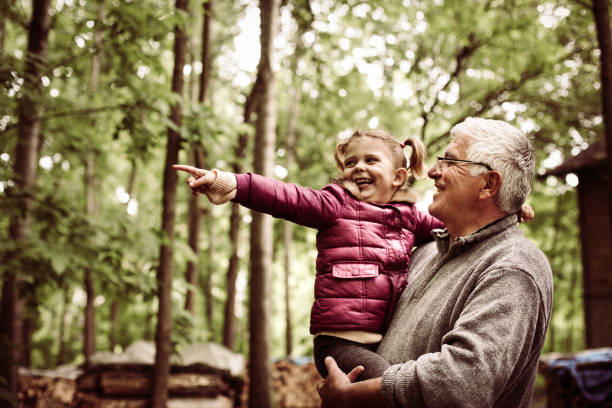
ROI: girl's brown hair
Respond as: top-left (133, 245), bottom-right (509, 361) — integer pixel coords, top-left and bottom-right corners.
top-left (334, 130), bottom-right (427, 179)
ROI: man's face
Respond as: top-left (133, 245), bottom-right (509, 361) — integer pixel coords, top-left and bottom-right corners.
top-left (428, 133), bottom-right (484, 225)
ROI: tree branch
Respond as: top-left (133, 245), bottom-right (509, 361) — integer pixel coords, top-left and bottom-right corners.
top-left (1, 105), bottom-right (125, 134)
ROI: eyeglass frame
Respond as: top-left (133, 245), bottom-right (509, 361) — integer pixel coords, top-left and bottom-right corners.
top-left (436, 156), bottom-right (493, 171)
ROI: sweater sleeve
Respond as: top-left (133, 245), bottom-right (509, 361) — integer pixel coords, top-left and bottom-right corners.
top-left (412, 210), bottom-right (445, 246)
top-left (232, 173), bottom-right (344, 229)
top-left (381, 268), bottom-right (543, 408)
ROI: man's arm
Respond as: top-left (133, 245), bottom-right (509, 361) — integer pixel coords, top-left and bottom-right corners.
top-left (317, 357), bottom-right (385, 408)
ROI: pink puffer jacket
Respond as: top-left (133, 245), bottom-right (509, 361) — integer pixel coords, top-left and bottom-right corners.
top-left (233, 173), bottom-right (444, 334)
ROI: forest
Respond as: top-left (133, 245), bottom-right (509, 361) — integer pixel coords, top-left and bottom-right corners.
top-left (1, 0), bottom-right (610, 406)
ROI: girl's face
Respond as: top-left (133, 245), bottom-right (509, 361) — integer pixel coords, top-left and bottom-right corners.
top-left (342, 136), bottom-right (407, 203)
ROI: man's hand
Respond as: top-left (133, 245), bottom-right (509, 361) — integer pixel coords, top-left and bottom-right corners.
top-left (172, 164), bottom-right (217, 195)
top-left (317, 357), bottom-right (364, 408)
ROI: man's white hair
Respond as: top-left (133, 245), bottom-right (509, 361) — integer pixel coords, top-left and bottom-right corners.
top-left (450, 117), bottom-right (535, 214)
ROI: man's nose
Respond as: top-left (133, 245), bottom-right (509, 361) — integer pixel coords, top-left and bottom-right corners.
top-left (428, 163), bottom-right (441, 179)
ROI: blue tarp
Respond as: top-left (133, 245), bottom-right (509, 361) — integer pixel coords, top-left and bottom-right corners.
top-left (545, 349), bottom-right (612, 404)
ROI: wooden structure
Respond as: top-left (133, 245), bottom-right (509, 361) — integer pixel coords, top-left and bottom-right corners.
top-left (543, 140), bottom-right (612, 348)
top-left (539, 348), bottom-right (612, 407)
top-left (74, 363), bottom-right (243, 407)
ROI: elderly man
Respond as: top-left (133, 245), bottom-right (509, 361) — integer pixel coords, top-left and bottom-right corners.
top-left (318, 117), bottom-right (553, 408)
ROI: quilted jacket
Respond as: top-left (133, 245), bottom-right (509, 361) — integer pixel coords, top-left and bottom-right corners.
top-left (233, 173), bottom-right (444, 334)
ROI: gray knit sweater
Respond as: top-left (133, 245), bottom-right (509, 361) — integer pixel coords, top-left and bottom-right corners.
top-left (378, 215), bottom-right (553, 408)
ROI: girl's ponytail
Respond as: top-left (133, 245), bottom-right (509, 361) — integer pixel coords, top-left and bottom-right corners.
top-left (402, 137), bottom-right (427, 178)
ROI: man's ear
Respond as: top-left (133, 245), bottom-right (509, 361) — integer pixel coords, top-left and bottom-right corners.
top-left (393, 168), bottom-right (408, 188)
top-left (480, 170), bottom-right (502, 199)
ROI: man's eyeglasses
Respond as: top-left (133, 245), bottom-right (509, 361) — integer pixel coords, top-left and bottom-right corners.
top-left (436, 157), bottom-right (493, 171)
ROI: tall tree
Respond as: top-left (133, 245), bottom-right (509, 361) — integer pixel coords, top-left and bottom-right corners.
top-left (151, 0), bottom-right (189, 405)
top-left (281, 57), bottom-right (301, 359)
top-left (185, 0), bottom-right (213, 319)
top-left (83, 0), bottom-right (105, 365)
top-left (222, 73), bottom-right (259, 350)
top-left (0, 0), bottom-right (51, 401)
top-left (592, 0), bottom-right (612, 262)
top-left (248, 0), bottom-right (280, 407)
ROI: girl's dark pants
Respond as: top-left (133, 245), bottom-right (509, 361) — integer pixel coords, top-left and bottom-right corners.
top-left (313, 335), bottom-right (391, 381)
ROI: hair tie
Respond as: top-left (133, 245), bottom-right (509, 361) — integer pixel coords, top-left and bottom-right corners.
top-left (400, 140), bottom-right (408, 149)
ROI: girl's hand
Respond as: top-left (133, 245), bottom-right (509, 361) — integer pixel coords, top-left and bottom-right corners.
top-left (518, 203), bottom-right (534, 223)
top-left (172, 164), bottom-right (217, 195)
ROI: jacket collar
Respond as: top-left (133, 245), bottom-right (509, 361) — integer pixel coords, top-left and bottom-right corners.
top-left (332, 177), bottom-right (419, 204)
top-left (433, 214), bottom-right (518, 256)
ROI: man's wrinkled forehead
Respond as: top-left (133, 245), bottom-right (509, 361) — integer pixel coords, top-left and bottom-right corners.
top-left (445, 133), bottom-right (471, 159)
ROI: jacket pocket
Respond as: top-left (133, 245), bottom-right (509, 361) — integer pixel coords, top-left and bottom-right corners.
top-left (332, 262), bottom-right (379, 279)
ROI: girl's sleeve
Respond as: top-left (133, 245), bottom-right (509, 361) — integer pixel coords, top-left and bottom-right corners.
top-left (412, 209), bottom-right (445, 246)
top-left (232, 173), bottom-right (344, 229)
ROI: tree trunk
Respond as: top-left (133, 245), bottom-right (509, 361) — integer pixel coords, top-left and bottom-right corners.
top-left (83, 0), bottom-right (104, 365)
top-left (109, 300), bottom-right (119, 351)
top-left (222, 201), bottom-right (241, 350)
top-left (222, 31), bottom-right (259, 351)
top-left (185, 148), bottom-right (204, 315)
top-left (282, 69), bottom-right (300, 359)
top-left (592, 0), bottom-right (612, 262)
top-left (248, 1), bottom-right (279, 407)
top-left (151, 0), bottom-right (188, 406)
top-left (0, 0), bottom-right (51, 401)
top-left (199, 0), bottom-right (212, 103)
top-left (111, 160), bottom-right (137, 351)
top-left (56, 285), bottom-right (69, 366)
top-left (0, 14), bottom-right (5, 56)
top-left (84, 152), bottom-right (97, 366)
top-left (203, 215), bottom-right (215, 336)
top-left (20, 307), bottom-right (34, 368)
top-left (185, 0), bottom-right (213, 317)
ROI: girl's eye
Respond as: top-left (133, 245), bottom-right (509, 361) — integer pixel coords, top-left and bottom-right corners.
top-left (345, 160), bottom-right (355, 167)
top-left (367, 157), bottom-right (378, 163)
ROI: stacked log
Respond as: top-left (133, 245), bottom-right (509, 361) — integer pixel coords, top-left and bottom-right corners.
top-left (74, 363), bottom-right (242, 407)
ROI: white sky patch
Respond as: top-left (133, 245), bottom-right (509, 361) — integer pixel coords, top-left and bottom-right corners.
top-left (137, 66), bottom-right (150, 79)
top-left (41, 76), bottom-right (51, 87)
top-left (338, 128), bottom-right (353, 140)
top-left (538, 4), bottom-right (570, 29)
top-left (127, 199), bottom-right (138, 215)
top-left (542, 149), bottom-right (562, 169)
top-left (274, 164), bottom-right (288, 179)
top-left (234, 5), bottom-right (261, 73)
top-left (183, 64), bottom-right (192, 76)
top-left (39, 156), bottom-right (53, 170)
top-left (75, 36), bottom-right (86, 48)
top-left (192, 61), bottom-right (203, 75)
top-left (565, 173), bottom-right (579, 187)
top-left (393, 81), bottom-right (414, 103)
top-left (72, 286), bottom-right (86, 307)
top-left (368, 116), bottom-right (379, 128)
top-left (0, 153), bottom-right (9, 162)
top-left (519, 118), bottom-right (537, 134)
top-left (50, 89), bottom-right (60, 97)
top-left (115, 186), bottom-right (130, 203)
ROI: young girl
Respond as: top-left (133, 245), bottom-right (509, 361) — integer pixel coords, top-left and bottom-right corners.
top-left (174, 129), bottom-right (536, 380)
